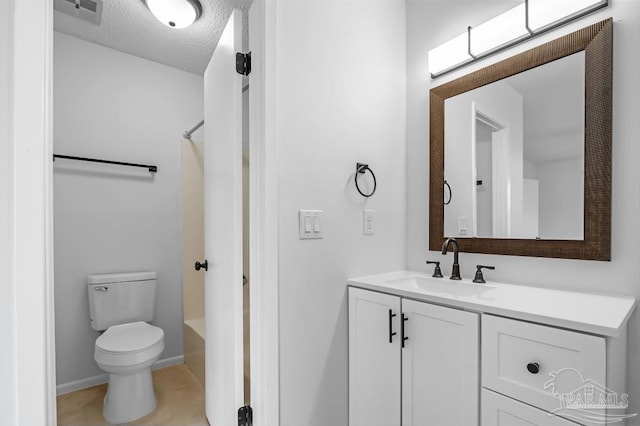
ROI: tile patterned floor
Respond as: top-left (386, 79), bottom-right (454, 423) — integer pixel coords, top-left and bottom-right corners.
top-left (57, 364), bottom-right (208, 426)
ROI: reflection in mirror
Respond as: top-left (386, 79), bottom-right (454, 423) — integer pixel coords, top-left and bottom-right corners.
top-left (444, 52), bottom-right (585, 240)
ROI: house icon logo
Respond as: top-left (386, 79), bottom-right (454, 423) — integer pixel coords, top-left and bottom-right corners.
top-left (544, 367), bottom-right (636, 424)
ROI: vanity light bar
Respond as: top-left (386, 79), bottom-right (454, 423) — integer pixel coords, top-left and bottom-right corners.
top-left (428, 0), bottom-right (608, 78)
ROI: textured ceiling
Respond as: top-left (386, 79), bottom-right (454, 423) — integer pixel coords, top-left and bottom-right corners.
top-left (54, 0), bottom-right (251, 75)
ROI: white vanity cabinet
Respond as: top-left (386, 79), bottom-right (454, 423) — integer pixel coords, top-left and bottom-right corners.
top-left (348, 271), bottom-right (636, 426)
top-left (348, 287), bottom-right (479, 426)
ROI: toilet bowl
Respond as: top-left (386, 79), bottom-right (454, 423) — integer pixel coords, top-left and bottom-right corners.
top-left (94, 321), bottom-right (165, 424)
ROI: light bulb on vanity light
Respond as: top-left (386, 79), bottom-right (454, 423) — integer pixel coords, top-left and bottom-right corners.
top-left (427, 0), bottom-right (608, 78)
top-left (428, 32), bottom-right (473, 77)
top-left (144, 0), bottom-right (202, 29)
top-left (470, 4), bottom-right (529, 57)
top-left (527, 0), bottom-right (607, 31)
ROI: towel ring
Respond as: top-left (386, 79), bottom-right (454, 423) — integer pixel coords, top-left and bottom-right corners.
top-left (355, 163), bottom-right (377, 198)
top-left (444, 180), bottom-right (452, 205)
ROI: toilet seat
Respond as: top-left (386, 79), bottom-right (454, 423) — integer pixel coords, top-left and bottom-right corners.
top-left (95, 321), bottom-right (164, 368)
top-left (97, 321), bottom-right (164, 354)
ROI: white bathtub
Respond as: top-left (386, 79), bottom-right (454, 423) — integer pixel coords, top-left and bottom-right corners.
top-left (184, 318), bottom-right (205, 387)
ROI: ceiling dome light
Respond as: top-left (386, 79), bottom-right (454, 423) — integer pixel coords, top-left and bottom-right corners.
top-left (144, 0), bottom-right (202, 29)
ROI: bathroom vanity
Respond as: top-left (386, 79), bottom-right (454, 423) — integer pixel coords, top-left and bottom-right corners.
top-left (347, 271), bottom-right (636, 426)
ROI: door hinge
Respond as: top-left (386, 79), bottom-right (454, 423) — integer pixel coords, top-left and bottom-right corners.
top-left (236, 52), bottom-right (252, 76)
top-left (238, 405), bottom-right (253, 426)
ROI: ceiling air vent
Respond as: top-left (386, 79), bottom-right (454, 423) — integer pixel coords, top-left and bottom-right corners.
top-left (54, 0), bottom-right (103, 25)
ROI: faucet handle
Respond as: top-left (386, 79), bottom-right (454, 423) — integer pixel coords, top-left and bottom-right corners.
top-left (426, 261), bottom-right (443, 278)
top-left (473, 265), bottom-right (495, 283)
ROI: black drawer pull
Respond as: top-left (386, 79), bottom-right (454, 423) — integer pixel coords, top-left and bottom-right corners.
top-left (388, 309), bottom-right (397, 343)
top-left (527, 362), bottom-right (540, 374)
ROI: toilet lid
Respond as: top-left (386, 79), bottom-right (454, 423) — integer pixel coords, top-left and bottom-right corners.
top-left (96, 321), bottom-right (164, 354)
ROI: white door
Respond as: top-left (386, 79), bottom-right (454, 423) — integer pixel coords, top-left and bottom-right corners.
top-left (348, 287), bottom-right (401, 426)
top-left (401, 299), bottom-right (479, 426)
top-left (203, 9), bottom-right (244, 426)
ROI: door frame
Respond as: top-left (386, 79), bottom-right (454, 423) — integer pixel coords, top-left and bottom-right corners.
top-left (249, 1), bottom-right (280, 424)
top-left (10, 0), bottom-right (56, 424)
top-left (10, 0), bottom-right (280, 424)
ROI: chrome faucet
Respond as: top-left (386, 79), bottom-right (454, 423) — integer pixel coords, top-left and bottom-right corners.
top-left (441, 237), bottom-right (461, 280)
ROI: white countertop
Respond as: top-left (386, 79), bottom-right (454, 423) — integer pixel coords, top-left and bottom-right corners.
top-left (347, 271), bottom-right (636, 337)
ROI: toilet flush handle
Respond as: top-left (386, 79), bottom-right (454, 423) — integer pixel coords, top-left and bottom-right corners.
top-left (94, 286), bottom-right (108, 292)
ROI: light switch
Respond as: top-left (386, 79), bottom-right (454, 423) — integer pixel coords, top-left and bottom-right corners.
top-left (299, 210), bottom-right (323, 239)
top-left (363, 209), bottom-right (375, 235)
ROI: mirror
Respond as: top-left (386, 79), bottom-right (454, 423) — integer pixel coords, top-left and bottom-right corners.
top-left (444, 52), bottom-right (585, 240)
top-left (430, 19), bottom-right (612, 260)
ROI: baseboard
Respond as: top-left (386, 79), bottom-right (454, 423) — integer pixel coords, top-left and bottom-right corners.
top-left (56, 355), bottom-right (185, 395)
top-left (151, 355), bottom-right (184, 371)
top-left (56, 373), bottom-right (109, 395)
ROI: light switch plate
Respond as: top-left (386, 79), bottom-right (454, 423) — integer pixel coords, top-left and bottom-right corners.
top-left (363, 209), bottom-right (375, 235)
top-left (299, 210), bottom-right (323, 239)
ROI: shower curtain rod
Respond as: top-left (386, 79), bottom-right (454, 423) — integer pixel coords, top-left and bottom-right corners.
top-left (183, 83), bottom-right (249, 140)
top-left (183, 119), bottom-right (204, 140)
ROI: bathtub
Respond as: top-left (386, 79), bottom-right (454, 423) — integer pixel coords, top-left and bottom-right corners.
top-left (184, 318), bottom-right (205, 387)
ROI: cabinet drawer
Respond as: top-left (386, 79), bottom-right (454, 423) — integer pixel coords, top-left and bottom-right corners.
top-left (482, 388), bottom-right (581, 426)
top-left (482, 315), bottom-right (605, 418)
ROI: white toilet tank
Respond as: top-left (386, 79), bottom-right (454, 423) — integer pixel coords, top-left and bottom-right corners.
top-left (88, 271), bottom-right (158, 331)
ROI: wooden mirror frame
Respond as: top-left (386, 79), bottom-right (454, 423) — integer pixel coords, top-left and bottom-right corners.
top-left (429, 19), bottom-right (612, 261)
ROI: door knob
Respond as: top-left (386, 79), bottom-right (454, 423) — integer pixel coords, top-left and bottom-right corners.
top-left (195, 260), bottom-right (208, 271)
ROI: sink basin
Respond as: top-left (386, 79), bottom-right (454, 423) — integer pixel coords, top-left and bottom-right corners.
top-left (385, 276), bottom-right (494, 297)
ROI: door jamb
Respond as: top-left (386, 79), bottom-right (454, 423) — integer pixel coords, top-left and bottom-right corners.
top-left (249, 1), bottom-right (280, 425)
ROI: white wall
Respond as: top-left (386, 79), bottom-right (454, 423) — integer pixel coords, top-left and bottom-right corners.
top-left (537, 157), bottom-right (583, 240)
top-left (407, 0), bottom-right (640, 418)
top-left (0, 0), bottom-right (17, 422)
top-left (53, 32), bottom-right (203, 388)
top-left (271, 1), bottom-right (406, 425)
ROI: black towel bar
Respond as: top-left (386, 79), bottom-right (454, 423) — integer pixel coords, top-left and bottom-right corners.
top-left (53, 154), bottom-right (157, 173)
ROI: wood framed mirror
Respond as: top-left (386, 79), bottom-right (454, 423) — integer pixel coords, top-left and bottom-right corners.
top-left (429, 18), bottom-right (612, 260)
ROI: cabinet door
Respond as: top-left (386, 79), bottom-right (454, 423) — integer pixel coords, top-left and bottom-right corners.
top-left (401, 299), bottom-right (479, 426)
top-left (482, 388), bottom-right (581, 426)
top-left (349, 287), bottom-right (401, 426)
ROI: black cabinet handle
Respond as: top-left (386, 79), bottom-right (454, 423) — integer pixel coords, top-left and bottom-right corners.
top-left (388, 309), bottom-right (397, 343)
top-left (401, 314), bottom-right (409, 348)
top-left (195, 260), bottom-right (208, 271)
top-left (527, 362), bottom-right (540, 374)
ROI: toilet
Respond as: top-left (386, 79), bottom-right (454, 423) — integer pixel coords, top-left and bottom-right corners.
top-left (87, 271), bottom-right (165, 424)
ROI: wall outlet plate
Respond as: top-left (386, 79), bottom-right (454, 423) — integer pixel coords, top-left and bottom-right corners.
top-left (458, 217), bottom-right (468, 235)
top-left (363, 209), bottom-right (375, 235)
